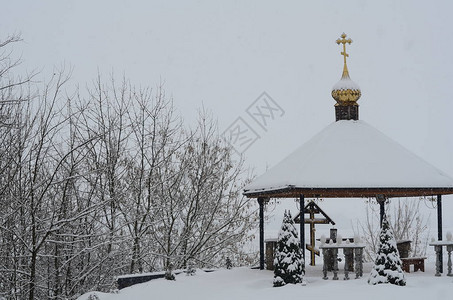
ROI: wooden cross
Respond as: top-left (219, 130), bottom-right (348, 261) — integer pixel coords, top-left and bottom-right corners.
top-left (294, 201), bottom-right (335, 266)
top-left (336, 33), bottom-right (352, 65)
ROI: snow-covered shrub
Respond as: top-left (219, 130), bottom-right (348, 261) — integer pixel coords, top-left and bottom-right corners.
top-left (368, 215), bottom-right (406, 286)
top-left (165, 270), bottom-right (175, 280)
top-left (165, 264), bottom-right (176, 281)
top-left (273, 210), bottom-right (305, 287)
top-left (88, 293), bottom-right (100, 300)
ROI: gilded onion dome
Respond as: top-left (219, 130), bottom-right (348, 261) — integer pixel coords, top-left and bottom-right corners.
top-left (331, 33), bottom-right (361, 106)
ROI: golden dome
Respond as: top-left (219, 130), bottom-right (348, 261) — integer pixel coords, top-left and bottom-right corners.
top-left (331, 33), bottom-right (361, 105)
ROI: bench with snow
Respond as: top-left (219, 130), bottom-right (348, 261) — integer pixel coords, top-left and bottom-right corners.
top-left (400, 257), bottom-right (426, 273)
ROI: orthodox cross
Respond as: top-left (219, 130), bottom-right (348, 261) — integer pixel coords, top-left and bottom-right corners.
top-left (294, 201), bottom-right (335, 266)
top-left (336, 33), bottom-right (352, 65)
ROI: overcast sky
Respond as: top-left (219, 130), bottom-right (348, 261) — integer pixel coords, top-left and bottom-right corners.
top-left (3, 1), bottom-right (453, 230)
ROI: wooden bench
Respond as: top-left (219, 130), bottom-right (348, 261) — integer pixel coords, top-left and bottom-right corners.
top-left (401, 257), bottom-right (426, 273)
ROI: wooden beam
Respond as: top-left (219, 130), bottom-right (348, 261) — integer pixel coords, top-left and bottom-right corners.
top-left (303, 219), bottom-right (332, 225)
top-left (305, 202), bottom-right (335, 225)
top-left (244, 187), bottom-right (453, 199)
top-left (306, 244), bottom-right (320, 256)
top-left (258, 198), bottom-right (265, 270)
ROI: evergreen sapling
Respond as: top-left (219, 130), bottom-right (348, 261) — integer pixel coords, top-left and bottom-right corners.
top-left (273, 210), bottom-right (305, 287)
top-left (225, 257), bottom-right (233, 270)
top-left (186, 260), bottom-right (196, 276)
top-left (368, 215), bottom-right (406, 286)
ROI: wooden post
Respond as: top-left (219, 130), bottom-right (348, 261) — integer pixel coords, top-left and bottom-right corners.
top-left (446, 245), bottom-right (452, 276)
top-left (376, 195), bottom-right (385, 227)
top-left (437, 194), bottom-right (443, 273)
top-left (380, 201), bottom-right (385, 227)
top-left (258, 198), bottom-right (265, 270)
top-left (343, 248), bottom-right (352, 280)
top-left (300, 194), bottom-right (305, 267)
top-left (322, 248), bottom-right (328, 280)
top-left (332, 248), bottom-right (339, 280)
top-left (434, 245), bottom-right (442, 277)
top-left (309, 212), bottom-right (315, 266)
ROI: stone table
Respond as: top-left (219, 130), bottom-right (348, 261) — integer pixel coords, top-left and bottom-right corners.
top-left (429, 240), bottom-right (453, 277)
top-left (319, 243), bottom-right (365, 280)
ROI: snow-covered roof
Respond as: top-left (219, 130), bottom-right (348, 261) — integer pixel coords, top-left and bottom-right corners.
top-left (244, 120), bottom-right (453, 198)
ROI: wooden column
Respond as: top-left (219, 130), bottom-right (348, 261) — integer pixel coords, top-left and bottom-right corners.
top-left (309, 210), bottom-right (316, 266)
top-left (258, 198), bottom-right (265, 270)
top-left (379, 201), bottom-right (385, 227)
top-left (437, 194), bottom-right (443, 273)
top-left (376, 195), bottom-right (385, 227)
top-left (300, 194), bottom-right (305, 267)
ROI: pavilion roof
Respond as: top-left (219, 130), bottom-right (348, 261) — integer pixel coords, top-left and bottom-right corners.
top-left (243, 120), bottom-right (453, 198)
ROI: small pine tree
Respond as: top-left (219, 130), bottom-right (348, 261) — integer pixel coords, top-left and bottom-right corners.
top-left (273, 210), bottom-right (305, 287)
top-left (186, 260), bottom-right (196, 276)
top-left (225, 257), bottom-right (233, 270)
top-left (368, 215), bottom-right (406, 286)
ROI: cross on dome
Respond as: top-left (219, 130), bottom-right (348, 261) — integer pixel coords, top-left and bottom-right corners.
top-left (336, 33), bottom-right (352, 66)
top-left (331, 33), bottom-right (361, 120)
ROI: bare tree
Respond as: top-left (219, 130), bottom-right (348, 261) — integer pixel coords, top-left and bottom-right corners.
top-left (121, 84), bottom-right (184, 273)
top-left (354, 198), bottom-right (430, 262)
top-left (148, 111), bottom-right (257, 271)
top-left (0, 34), bottom-right (36, 109)
top-left (0, 68), bottom-right (103, 300)
top-left (74, 74), bottom-right (134, 290)
top-left (0, 33), bottom-right (258, 298)
top-left (388, 198), bottom-right (430, 257)
top-left (353, 201), bottom-right (381, 262)
top-left (0, 33), bottom-right (39, 299)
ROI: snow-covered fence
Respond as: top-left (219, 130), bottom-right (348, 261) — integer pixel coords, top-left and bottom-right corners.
top-left (117, 271), bottom-right (182, 289)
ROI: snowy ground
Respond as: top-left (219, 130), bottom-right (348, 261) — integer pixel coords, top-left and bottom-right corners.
top-left (76, 197), bottom-right (453, 300)
top-left (78, 256), bottom-right (453, 300)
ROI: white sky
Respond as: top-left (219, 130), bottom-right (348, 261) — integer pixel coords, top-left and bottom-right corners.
top-left (3, 0), bottom-right (453, 230)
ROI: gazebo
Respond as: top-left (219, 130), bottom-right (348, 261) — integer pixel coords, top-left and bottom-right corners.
top-left (243, 33), bottom-right (453, 271)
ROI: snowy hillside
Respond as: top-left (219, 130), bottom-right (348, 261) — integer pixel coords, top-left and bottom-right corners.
top-left (78, 262), bottom-right (453, 300)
